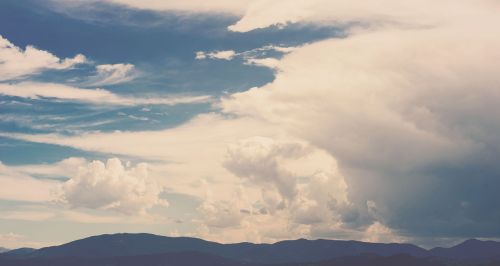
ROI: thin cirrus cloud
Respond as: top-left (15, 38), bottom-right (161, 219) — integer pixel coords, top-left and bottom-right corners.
top-left (0, 82), bottom-right (211, 106)
top-left (0, 35), bottom-right (87, 81)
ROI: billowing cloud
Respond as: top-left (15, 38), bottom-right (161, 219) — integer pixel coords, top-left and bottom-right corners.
top-left (224, 137), bottom-right (310, 201)
top-left (228, 0), bottom-right (496, 32)
top-left (0, 35), bottom-right (86, 81)
top-left (60, 158), bottom-right (167, 215)
top-left (86, 63), bottom-right (136, 86)
top-left (0, 82), bottom-right (211, 106)
top-left (221, 5), bottom-right (500, 239)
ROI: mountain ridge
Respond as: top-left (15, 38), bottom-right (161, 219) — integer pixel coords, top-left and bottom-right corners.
top-left (19, 233), bottom-right (428, 263)
top-left (1, 233), bottom-right (499, 264)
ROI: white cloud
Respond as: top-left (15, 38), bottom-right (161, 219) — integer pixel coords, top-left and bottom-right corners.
top-left (224, 137), bottom-right (310, 201)
top-left (244, 58), bottom-right (280, 69)
top-left (96, 0), bottom-right (496, 35)
top-left (104, 0), bottom-right (251, 15)
top-left (196, 45), bottom-right (296, 70)
top-left (11, 157), bottom-right (87, 178)
top-left (0, 162), bottom-right (58, 202)
top-left (61, 210), bottom-right (123, 224)
top-left (1, 115), bottom-right (377, 242)
top-left (60, 158), bottom-right (167, 215)
top-left (195, 50), bottom-right (236, 60)
top-left (0, 82), bottom-right (211, 106)
top-left (0, 232), bottom-right (56, 249)
top-left (362, 222), bottom-right (408, 243)
top-left (0, 211), bottom-right (55, 222)
top-left (196, 45), bottom-right (296, 66)
top-left (0, 35), bottom-right (87, 81)
top-left (86, 63), bottom-right (137, 86)
top-left (220, 2), bottom-right (500, 238)
top-left (227, 0), bottom-right (494, 32)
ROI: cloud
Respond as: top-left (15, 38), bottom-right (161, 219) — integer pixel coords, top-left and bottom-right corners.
top-left (244, 58), bottom-right (280, 69)
top-left (0, 82), bottom-right (211, 106)
top-left (86, 63), bottom-right (137, 86)
top-left (103, 0), bottom-right (251, 15)
top-left (0, 232), bottom-right (56, 249)
top-left (60, 158), bottom-right (167, 215)
top-left (224, 137), bottom-right (310, 201)
top-left (195, 50), bottom-right (236, 60)
top-left (0, 211), bottom-right (55, 222)
top-left (11, 157), bottom-right (87, 179)
top-left (227, 0), bottom-right (495, 32)
top-left (6, 0), bottom-right (500, 244)
top-left (0, 161), bottom-right (58, 202)
top-left (95, 0), bottom-right (496, 35)
top-left (1, 115), bottom-right (384, 243)
top-left (0, 35), bottom-right (87, 81)
top-left (220, 5), bottom-right (500, 239)
top-left (61, 210), bottom-right (123, 224)
top-left (196, 45), bottom-right (296, 68)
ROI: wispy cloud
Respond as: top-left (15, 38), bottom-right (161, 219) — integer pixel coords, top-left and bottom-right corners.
top-left (195, 44), bottom-right (297, 69)
top-left (85, 63), bottom-right (137, 86)
top-left (0, 35), bottom-right (87, 81)
top-left (0, 82), bottom-right (211, 106)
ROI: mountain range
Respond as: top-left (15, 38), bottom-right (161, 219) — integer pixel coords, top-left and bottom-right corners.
top-left (1, 233), bottom-right (499, 266)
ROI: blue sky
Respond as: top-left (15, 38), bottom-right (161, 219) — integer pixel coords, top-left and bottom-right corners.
top-left (1, 0), bottom-right (500, 249)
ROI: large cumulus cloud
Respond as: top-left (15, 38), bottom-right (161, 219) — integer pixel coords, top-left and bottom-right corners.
top-left (221, 9), bottom-right (500, 239)
top-left (61, 158), bottom-right (167, 215)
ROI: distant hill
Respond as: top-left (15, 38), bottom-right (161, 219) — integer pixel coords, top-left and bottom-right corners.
top-left (4, 248), bottom-right (36, 256)
top-left (16, 233), bottom-right (427, 263)
top-left (430, 239), bottom-right (500, 260)
top-left (0, 247), bottom-right (9, 253)
top-left (0, 252), bottom-right (457, 266)
top-left (1, 233), bottom-right (499, 265)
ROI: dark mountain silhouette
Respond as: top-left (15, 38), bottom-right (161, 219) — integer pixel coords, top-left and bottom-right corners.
top-left (17, 233), bottom-right (427, 263)
top-left (5, 248), bottom-right (35, 255)
top-left (0, 251), bottom-right (257, 266)
top-left (0, 233), bottom-right (499, 266)
top-left (0, 252), bottom-right (456, 266)
top-left (430, 239), bottom-right (500, 260)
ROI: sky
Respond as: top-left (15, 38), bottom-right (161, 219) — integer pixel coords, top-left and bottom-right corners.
top-left (0, 0), bottom-right (499, 249)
